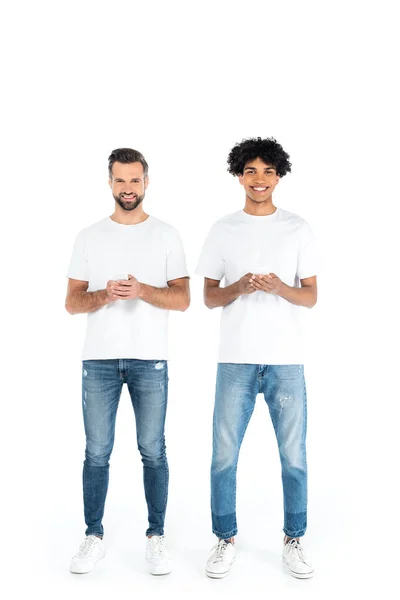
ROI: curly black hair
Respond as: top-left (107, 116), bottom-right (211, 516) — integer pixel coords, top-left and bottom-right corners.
top-left (227, 137), bottom-right (292, 177)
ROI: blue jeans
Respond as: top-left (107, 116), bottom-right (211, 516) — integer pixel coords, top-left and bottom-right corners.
top-left (81, 359), bottom-right (169, 538)
top-left (211, 363), bottom-right (308, 539)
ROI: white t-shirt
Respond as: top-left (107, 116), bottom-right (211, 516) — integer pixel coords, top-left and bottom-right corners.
top-left (67, 216), bottom-right (188, 360)
top-left (195, 208), bottom-right (318, 364)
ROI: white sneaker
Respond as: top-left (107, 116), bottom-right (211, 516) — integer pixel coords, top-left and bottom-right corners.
top-left (70, 535), bottom-right (105, 574)
top-left (146, 535), bottom-right (172, 575)
top-left (205, 540), bottom-right (236, 579)
top-left (282, 539), bottom-right (314, 579)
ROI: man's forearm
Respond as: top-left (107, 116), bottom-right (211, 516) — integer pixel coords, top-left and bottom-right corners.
top-left (139, 284), bottom-right (190, 311)
top-left (66, 290), bottom-right (110, 314)
top-left (278, 284), bottom-right (317, 308)
top-left (205, 282), bottom-right (242, 309)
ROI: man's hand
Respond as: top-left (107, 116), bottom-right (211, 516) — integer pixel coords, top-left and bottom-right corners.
top-left (237, 272), bottom-right (257, 295)
top-left (105, 280), bottom-right (118, 302)
top-left (250, 272), bottom-right (284, 295)
top-left (111, 274), bottom-right (142, 300)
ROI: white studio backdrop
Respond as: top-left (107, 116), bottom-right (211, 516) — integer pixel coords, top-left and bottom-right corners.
top-left (1, 0), bottom-right (398, 598)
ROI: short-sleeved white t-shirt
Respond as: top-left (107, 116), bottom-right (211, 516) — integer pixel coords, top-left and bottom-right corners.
top-left (196, 208), bottom-right (318, 364)
top-left (67, 216), bottom-right (188, 360)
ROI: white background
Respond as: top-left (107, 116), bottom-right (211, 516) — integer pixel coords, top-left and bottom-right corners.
top-left (1, 0), bottom-right (399, 598)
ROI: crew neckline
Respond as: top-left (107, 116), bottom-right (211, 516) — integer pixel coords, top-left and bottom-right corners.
top-left (108, 215), bottom-right (152, 228)
top-left (240, 207), bottom-right (279, 221)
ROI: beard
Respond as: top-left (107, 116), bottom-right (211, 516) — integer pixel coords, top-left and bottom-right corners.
top-left (114, 193), bottom-right (145, 211)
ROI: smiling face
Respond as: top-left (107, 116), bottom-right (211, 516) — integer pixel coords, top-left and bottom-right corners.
top-left (109, 161), bottom-right (149, 211)
top-left (238, 157), bottom-right (280, 206)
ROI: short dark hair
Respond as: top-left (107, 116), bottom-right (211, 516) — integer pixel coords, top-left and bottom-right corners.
top-left (227, 137), bottom-right (292, 177)
top-left (108, 148), bottom-right (149, 178)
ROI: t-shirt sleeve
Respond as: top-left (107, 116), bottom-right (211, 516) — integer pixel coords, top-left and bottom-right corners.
top-left (66, 230), bottom-right (89, 281)
top-left (166, 229), bottom-right (189, 281)
top-left (296, 222), bottom-right (319, 280)
top-left (195, 224), bottom-right (225, 281)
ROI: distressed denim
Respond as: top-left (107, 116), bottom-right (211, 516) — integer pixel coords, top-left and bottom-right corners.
top-left (211, 363), bottom-right (308, 539)
top-left (81, 359), bottom-right (169, 537)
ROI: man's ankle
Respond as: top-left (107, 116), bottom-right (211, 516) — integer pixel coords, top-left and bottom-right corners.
top-left (284, 536), bottom-right (300, 544)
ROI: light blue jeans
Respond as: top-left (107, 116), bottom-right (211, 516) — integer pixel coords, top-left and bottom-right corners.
top-left (211, 363), bottom-right (308, 539)
top-left (81, 359), bottom-right (169, 538)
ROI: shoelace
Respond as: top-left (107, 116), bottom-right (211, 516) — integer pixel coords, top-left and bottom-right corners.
top-left (148, 535), bottom-right (166, 557)
top-left (211, 540), bottom-right (230, 562)
top-left (77, 536), bottom-right (100, 557)
top-left (286, 539), bottom-right (306, 562)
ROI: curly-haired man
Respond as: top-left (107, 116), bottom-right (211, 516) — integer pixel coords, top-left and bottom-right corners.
top-left (196, 137), bottom-right (318, 579)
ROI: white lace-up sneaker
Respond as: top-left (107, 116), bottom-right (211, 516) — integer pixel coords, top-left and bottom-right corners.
top-left (146, 535), bottom-right (172, 575)
top-left (205, 540), bottom-right (236, 578)
top-left (70, 535), bottom-right (105, 574)
top-left (282, 539), bottom-right (314, 579)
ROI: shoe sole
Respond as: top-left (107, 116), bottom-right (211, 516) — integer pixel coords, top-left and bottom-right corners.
top-left (282, 558), bottom-right (314, 579)
top-left (206, 569), bottom-right (230, 579)
top-left (70, 551), bottom-right (105, 574)
top-left (205, 557), bottom-right (236, 579)
top-left (149, 567), bottom-right (172, 576)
